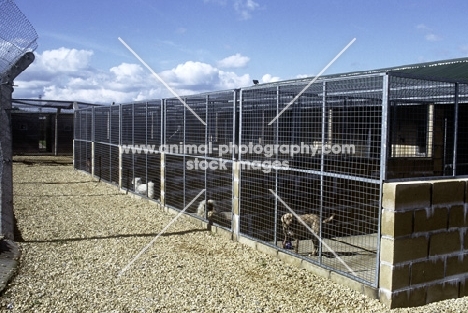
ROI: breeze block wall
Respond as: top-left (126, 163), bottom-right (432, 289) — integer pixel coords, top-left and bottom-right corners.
top-left (380, 179), bottom-right (468, 308)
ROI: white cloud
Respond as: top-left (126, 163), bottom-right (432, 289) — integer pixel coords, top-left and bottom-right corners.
top-left (261, 74), bottom-right (280, 83)
top-left (234, 0), bottom-right (259, 20)
top-left (42, 85), bottom-right (129, 104)
top-left (425, 33), bottom-right (442, 42)
top-left (13, 47), bottom-right (253, 104)
top-left (416, 24), bottom-right (430, 31)
top-left (39, 47), bottom-right (93, 71)
top-left (161, 60), bottom-right (252, 91)
top-left (162, 61), bottom-right (219, 88)
top-left (110, 63), bottom-right (145, 84)
top-left (218, 71), bottom-right (251, 89)
top-left (218, 53), bottom-right (250, 68)
top-left (203, 0), bottom-right (228, 5)
top-left (204, 0), bottom-right (259, 20)
top-left (416, 24), bottom-right (442, 42)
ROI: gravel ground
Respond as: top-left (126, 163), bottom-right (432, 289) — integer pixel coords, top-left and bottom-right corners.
top-left (1, 156), bottom-right (467, 312)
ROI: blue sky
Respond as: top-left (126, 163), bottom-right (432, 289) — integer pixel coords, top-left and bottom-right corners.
top-left (12, 0), bottom-right (468, 104)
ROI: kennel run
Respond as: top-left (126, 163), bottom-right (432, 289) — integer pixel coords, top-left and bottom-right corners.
top-left (10, 99), bottom-right (100, 155)
top-left (74, 58), bottom-right (468, 308)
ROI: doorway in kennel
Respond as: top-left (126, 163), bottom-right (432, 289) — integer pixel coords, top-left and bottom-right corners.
top-left (119, 101), bottom-right (162, 200)
top-left (163, 91), bottom-right (236, 229)
top-left (92, 105), bottom-right (120, 184)
top-left (237, 76), bottom-right (384, 286)
top-left (73, 108), bottom-right (93, 173)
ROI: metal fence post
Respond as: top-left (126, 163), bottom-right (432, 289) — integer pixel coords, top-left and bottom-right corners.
top-left (160, 99), bottom-right (165, 207)
top-left (319, 80), bottom-right (327, 261)
top-left (0, 52), bottom-right (34, 240)
top-left (273, 85), bottom-right (279, 246)
top-left (132, 103), bottom-right (135, 186)
top-left (183, 98), bottom-right (186, 209)
top-left (380, 74), bottom-right (390, 183)
top-left (118, 104), bottom-right (122, 188)
top-left (453, 83), bottom-right (459, 176)
top-left (376, 73), bottom-right (390, 287)
top-left (91, 107), bottom-right (95, 177)
top-left (145, 102), bottom-right (149, 197)
top-left (205, 95), bottom-right (209, 205)
top-left (232, 89), bottom-right (243, 240)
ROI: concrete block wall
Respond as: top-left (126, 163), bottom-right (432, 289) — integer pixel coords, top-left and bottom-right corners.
top-left (380, 179), bottom-right (468, 308)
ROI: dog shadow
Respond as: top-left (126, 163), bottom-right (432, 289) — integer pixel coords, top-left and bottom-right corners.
top-left (294, 250), bottom-right (359, 258)
top-left (320, 251), bottom-right (360, 258)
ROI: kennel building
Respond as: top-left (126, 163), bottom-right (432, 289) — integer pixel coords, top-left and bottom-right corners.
top-left (11, 99), bottom-right (100, 155)
top-left (74, 57), bottom-right (468, 308)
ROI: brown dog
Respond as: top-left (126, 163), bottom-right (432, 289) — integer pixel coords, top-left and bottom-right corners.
top-left (281, 212), bottom-right (334, 255)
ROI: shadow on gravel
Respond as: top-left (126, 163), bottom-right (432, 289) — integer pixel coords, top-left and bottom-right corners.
top-left (15, 181), bottom-right (93, 185)
top-left (14, 193), bottom-right (123, 198)
top-left (17, 228), bottom-right (209, 244)
top-left (14, 214), bottom-right (24, 243)
top-left (13, 159), bottom-right (73, 166)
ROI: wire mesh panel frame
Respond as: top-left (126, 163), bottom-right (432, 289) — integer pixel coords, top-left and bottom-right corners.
top-left (238, 76), bottom-right (385, 286)
top-left (163, 92), bottom-right (236, 230)
top-left (73, 108), bottom-right (93, 173)
top-left (120, 102), bottom-right (162, 199)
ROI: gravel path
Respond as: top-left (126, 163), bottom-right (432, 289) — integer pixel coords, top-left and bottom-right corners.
top-left (1, 156), bottom-right (467, 312)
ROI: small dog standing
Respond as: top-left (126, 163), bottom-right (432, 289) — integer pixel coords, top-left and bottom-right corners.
top-left (281, 212), bottom-right (334, 255)
top-left (197, 199), bottom-right (232, 228)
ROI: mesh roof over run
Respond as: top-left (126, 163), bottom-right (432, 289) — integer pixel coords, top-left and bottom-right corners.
top-left (255, 57), bottom-right (468, 89)
top-left (11, 99), bottom-right (101, 113)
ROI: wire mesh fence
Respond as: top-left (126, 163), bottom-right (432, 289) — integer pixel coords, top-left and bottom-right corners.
top-left (73, 71), bottom-right (468, 287)
top-left (0, 0), bottom-right (38, 77)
